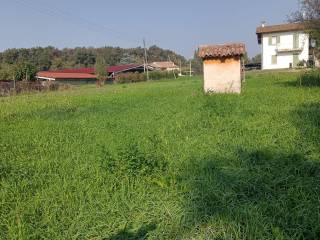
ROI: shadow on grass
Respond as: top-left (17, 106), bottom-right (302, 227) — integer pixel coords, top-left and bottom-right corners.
top-left (180, 150), bottom-right (320, 239)
top-left (279, 70), bottom-right (320, 88)
top-left (178, 102), bottom-right (320, 238)
top-left (106, 223), bottom-right (157, 240)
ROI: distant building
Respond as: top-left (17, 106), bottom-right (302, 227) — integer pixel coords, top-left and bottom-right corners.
top-left (36, 72), bottom-right (97, 84)
top-left (150, 61), bottom-right (179, 71)
top-left (37, 64), bottom-right (147, 83)
top-left (198, 43), bottom-right (246, 94)
top-left (256, 22), bottom-right (315, 70)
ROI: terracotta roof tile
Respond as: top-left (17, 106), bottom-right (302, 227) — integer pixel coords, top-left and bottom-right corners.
top-left (198, 43), bottom-right (246, 58)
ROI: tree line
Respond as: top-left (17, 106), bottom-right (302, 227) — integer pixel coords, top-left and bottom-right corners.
top-left (0, 45), bottom-right (188, 81)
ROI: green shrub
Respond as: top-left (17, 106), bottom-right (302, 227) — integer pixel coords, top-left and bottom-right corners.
top-left (149, 70), bottom-right (177, 80)
top-left (298, 69), bottom-right (320, 86)
top-left (0, 64), bottom-right (14, 80)
top-left (114, 72), bottom-right (147, 84)
top-left (296, 60), bottom-right (306, 68)
top-left (99, 143), bottom-right (167, 176)
top-left (114, 71), bottom-right (177, 84)
top-left (0, 63), bottom-right (37, 81)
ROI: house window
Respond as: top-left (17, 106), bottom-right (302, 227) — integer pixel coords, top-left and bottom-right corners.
top-left (271, 55), bottom-right (277, 65)
top-left (293, 34), bottom-right (299, 49)
top-left (269, 36), bottom-right (280, 46)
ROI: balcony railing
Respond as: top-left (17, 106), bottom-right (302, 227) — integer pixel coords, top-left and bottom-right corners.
top-left (275, 47), bottom-right (303, 53)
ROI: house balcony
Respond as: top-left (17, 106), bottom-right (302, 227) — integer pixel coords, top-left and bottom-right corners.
top-left (275, 47), bottom-right (303, 53)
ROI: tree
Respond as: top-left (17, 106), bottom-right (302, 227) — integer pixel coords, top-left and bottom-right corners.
top-left (290, 0), bottom-right (320, 53)
top-left (0, 63), bottom-right (37, 81)
top-left (243, 52), bottom-right (250, 64)
top-left (251, 54), bottom-right (262, 64)
top-left (0, 64), bottom-right (13, 80)
top-left (74, 48), bottom-right (96, 67)
top-left (119, 52), bottom-right (136, 65)
top-left (95, 55), bottom-right (107, 87)
top-left (191, 49), bottom-right (203, 75)
top-left (14, 63), bottom-right (37, 81)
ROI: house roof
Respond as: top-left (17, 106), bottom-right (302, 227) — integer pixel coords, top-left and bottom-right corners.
top-left (198, 43), bottom-right (246, 58)
top-left (150, 61), bottom-right (178, 69)
top-left (37, 72), bottom-right (97, 79)
top-left (51, 64), bottom-right (144, 74)
top-left (256, 22), bottom-right (305, 34)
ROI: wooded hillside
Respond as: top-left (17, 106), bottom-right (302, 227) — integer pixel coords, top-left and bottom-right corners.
top-left (0, 45), bottom-right (188, 71)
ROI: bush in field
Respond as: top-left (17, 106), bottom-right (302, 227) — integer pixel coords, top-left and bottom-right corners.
top-left (115, 72), bottom-right (147, 84)
top-left (99, 143), bottom-right (167, 176)
top-left (149, 70), bottom-right (176, 80)
top-left (297, 60), bottom-right (306, 68)
top-left (298, 69), bottom-right (320, 86)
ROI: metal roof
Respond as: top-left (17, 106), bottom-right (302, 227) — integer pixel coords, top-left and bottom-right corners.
top-left (37, 72), bottom-right (97, 79)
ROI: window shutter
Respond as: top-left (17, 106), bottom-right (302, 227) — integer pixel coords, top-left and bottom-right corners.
top-left (277, 36), bottom-right (280, 44)
top-left (293, 34), bottom-right (299, 49)
top-left (269, 37), bottom-right (272, 46)
top-left (293, 54), bottom-right (299, 67)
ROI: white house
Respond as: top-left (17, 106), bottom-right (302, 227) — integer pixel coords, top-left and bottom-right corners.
top-left (256, 22), bottom-right (313, 70)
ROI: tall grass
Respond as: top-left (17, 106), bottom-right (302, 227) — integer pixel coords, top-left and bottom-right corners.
top-left (298, 69), bottom-right (320, 87)
top-left (0, 73), bottom-right (320, 239)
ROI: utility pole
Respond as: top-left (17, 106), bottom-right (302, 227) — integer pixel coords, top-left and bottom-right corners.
top-left (179, 60), bottom-right (182, 76)
top-left (242, 57), bottom-right (246, 82)
top-left (168, 55), bottom-right (176, 79)
top-left (143, 38), bottom-right (149, 80)
top-left (189, 60), bottom-right (192, 77)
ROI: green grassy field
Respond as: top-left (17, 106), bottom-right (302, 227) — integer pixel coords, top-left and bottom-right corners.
top-left (1, 72), bottom-right (320, 239)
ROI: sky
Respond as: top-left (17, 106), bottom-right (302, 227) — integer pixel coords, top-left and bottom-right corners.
top-left (0, 0), bottom-right (299, 58)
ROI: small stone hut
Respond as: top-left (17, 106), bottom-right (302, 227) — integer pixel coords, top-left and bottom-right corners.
top-left (198, 43), bottom-right (246, 93)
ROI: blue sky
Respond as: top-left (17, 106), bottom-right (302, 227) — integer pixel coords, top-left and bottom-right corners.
top-left (1, 0), bottom-right (299, 58)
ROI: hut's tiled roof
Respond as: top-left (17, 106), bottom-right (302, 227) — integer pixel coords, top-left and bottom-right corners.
top-left (198, 43), bottom-right (246, 58)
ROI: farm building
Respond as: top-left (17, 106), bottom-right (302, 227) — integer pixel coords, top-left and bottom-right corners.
top-left (36, 72), bottom-right (97, 84)
top-left (198, 43), bottom-right (246, 94)
top-left (37, 64), bottom-right (148, 83)
top-left (150, 61), bottom-right (179, 71)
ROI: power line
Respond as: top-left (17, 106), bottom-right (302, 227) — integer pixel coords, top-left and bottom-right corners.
top-left (9, 0), bottom-right (144, 47)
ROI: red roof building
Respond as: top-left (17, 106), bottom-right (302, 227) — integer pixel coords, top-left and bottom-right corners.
top-left (37, 64), bottom-right (147, 82)
top-left (37, 72), bottom-right (97, 80)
